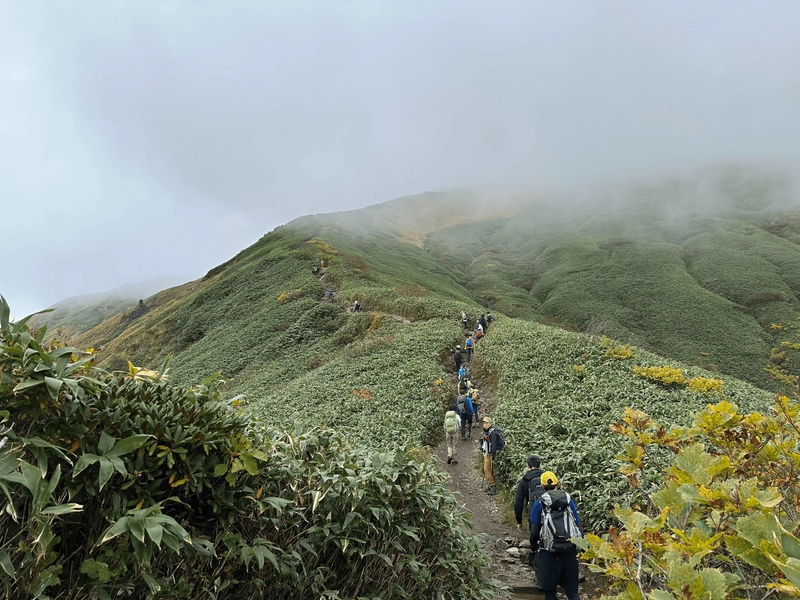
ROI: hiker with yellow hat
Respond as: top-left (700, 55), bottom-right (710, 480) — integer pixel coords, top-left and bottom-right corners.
top-left (529, 471), bottom-right (583, 599)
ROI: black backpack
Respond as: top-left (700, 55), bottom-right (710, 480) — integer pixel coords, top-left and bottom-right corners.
top-left (488, 426), bottom-right (505, 452)
top-left (540, 490), bottom-right (582, 553)
top-left (527, 477), bottom-right (545, 514)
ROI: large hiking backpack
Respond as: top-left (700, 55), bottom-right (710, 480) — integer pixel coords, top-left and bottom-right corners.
top-left (465, 337), bottom-right (473, 349)
top-left (489, 426), bottom-right (506, 452)
top-left (444, 411), bottom-right (458, 433)
top-left (495, 428), bottom-right (506, 452)
top-left (539, 490), bottom-right (582, 553)
top-left (456, 395), bottom-right (469, 415)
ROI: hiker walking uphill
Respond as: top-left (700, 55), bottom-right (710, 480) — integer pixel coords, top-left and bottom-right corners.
top-left (455, 393), bottom-right (474, 440)
top-left (453, 345), bottom-right (462, 372)
top-left (467, 382), bottom-right (479, 421)
top-left (514, 455), bottom-right (545, 532)
top-left (530, 471), bottom-right (584, 600)
top-left (464, 333), bottom-right (475, 362)
top-left (480, 417), bottom-right (505, 495)
top-left (460, 309), bottom-right (470, 331)
top-left (443, 409), bottom-right (461, 464)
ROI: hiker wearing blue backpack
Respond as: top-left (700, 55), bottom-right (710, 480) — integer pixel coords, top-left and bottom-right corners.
top-left (455, 393), bottom-right (474, 440)
top-left (464, 334), bottom-right (475, 362)
top-left (529, 471), bottom-right (583, 600)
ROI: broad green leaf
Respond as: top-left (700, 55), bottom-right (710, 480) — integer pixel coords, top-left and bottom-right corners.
top-left (98, 432), bottom-right (116, 455)
top-left (13, 378), bottom-right (44, 392)
top-left (98, 456), bottom-right (114, 490)
top-left (213, 463), bottom-right (228, 476)
top-left (0, 551), bottom-right (14, 577)
top-left (241, 453), bottom-right (259, 476)
top-left (129, 515), bottom-right (146, 543)
top-left (777, 557), bottom-right (800, 589)
top-left (98, 516), bottom-right (130, 544)
top-left (145, 518), bottom-right (163, 547)
top-left (44, 376), bottom-right (63, 399)
top-left (73, 453), bottom-right (100, 476)
top-left (107, 434), bottom-right (153, 457)
top-left (782, 530), bottom-right (800, 560)
top-left (42, 502), bottom-right (83, 515)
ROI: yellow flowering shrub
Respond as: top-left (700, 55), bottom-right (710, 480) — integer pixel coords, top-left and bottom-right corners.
top-left (277, 289), bottom-right (302, 303)
top-left (686, 376), bottom-right (724, 395)
top-left (633, 365), bottom-right (685, 386)
top-left (572, 365), bottom-right (586, 378)
top-left (605, 345), bottom-right (633, 360)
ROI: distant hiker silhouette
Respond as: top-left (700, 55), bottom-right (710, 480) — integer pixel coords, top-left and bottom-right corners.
top-left (453, 345), bottom-right (462, 371)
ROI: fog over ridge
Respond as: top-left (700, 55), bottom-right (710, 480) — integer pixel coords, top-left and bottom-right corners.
top-left (3, 2), bottom-right (800, 317)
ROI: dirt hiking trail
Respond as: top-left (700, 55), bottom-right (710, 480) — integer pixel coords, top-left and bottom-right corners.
top-left (434, 376), bottom-right (596, 599)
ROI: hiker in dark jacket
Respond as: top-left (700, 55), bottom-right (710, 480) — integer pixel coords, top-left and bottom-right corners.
top-left (530, 471), bottom-right (583, 600)
top-left (453, 345), bottom-right (462, 371)
top-left (479, 314), bottom-right (488, 332)
top-left (485, 312), bottom-right (494, 329)
top-left (514, 455), bottom-right (545, 531)
top-left (455, 394), bottom-right (474, 440)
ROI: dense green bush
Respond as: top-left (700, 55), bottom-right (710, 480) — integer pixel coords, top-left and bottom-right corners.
top-left (0, 297), bottom-right (500, 600)
top-left (473, 318), bottom-right (773, 532)
top-left (582, 396), bottom-right (800, 598)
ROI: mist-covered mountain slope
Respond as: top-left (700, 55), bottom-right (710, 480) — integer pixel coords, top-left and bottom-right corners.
top-left (426, 166), bottom-right (800, 388)
top-left (68, 165), bottom-right (800, 397)
top-left (28, 275), bottom-right (187, 338)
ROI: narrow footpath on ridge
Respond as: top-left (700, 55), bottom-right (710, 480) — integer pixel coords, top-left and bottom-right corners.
top-left (433, 376), bottom-right (544, 599)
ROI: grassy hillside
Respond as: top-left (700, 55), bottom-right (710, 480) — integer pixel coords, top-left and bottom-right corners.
top-left (472, 317), bottom-right (774, 531)
top-left (59, 178), bottom-right (785, 529)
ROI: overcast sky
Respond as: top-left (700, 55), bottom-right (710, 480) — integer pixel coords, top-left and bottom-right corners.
top-left (3, 1), bottom-right (800, 317)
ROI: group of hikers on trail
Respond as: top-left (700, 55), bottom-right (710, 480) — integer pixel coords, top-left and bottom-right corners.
top-left (446, 308), bottom-right (584, 598)
top-left (446, 309), bottom-right (500, 488)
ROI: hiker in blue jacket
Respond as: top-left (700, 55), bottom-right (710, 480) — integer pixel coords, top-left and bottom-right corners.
top-left (529, 471), bottom-right (583, 600)
top-left (454, 393), bottom-right (474, 441)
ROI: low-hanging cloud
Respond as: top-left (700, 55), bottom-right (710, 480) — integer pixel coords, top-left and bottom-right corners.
top-left (2, 1), bottom-right (800, 316)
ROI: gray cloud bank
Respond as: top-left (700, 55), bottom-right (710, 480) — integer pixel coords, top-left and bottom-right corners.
top-left (2, 1), bottom-right (800, 317)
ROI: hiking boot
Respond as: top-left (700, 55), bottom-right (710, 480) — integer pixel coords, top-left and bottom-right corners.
top-left (447, 456), bottom-right (452, 464)
top-left (486, 485), bottom-right (497, 495)
top-left (452, 459), bottom-right (458, 464)
top-left (460, 437), bottom-right (466, 442)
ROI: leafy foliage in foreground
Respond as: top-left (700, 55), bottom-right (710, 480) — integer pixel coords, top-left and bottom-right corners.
top-left (0, 297), bottom-right (499, 600)
top-left (473, 318), bottom-right (773, 531)
top-left (581, 395), bottom-right (800, 599)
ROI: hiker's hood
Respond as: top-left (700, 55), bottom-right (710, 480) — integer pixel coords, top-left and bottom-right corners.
top-left (523, 468), bottom-right (543, 482)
